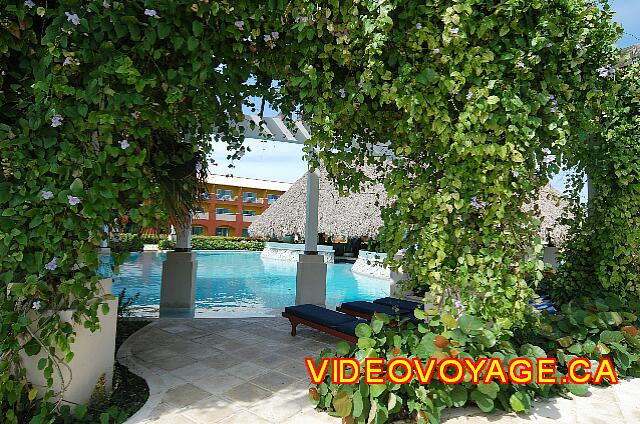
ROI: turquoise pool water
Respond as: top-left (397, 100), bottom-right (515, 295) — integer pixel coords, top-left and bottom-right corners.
top-left (113, 251), bottom-right (390, 317)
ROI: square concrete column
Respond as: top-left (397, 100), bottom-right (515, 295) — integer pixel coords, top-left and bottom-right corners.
top-left (295, 169), bottom-right (327, 306)
top-left (296, 254), bottom-right (327, 306)
top-left (160, 251), bottom-right (197, 317)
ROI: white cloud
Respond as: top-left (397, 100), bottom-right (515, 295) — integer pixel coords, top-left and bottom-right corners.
top-left (208, 138), bottom-right (307, 183)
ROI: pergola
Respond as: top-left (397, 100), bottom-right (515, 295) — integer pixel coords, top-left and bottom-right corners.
top-left (159, 114), bottom-right (330, 316)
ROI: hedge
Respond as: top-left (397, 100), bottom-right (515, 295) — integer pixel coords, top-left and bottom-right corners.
top-left (158, 235), bottom-right (265, 251)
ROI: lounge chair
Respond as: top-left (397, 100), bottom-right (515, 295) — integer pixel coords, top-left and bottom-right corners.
top-left (337, 296), bottom-right (424, 320)
top-left (373, 296), bottom-right (422, 311)
top-left (282, 304), bottom-right (367, 343)
top-left (528, 295), bottom-right (558, 313)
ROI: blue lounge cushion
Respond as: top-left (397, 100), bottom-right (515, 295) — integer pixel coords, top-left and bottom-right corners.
top-left (333, 319), bottom-right (369, 336)
top-left (374, 297), bottom-right (421, 311)
top-left (284, 304), bottom-right (355, 327)
top-left (341, 301), bottom-right (406, 316)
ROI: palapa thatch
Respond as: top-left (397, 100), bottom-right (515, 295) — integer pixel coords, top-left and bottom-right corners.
top-left (249, 167), bottom-right (386, 239)
top-left (249, 168), bottom-right (568, 245)
top-left (622, 44), bottom-right (640, 66)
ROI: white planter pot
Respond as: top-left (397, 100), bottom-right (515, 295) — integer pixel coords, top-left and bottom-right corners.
top-left (20, 278), bottom-right (118, 408)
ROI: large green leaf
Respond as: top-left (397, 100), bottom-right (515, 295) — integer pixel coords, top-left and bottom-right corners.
top-left (332, 390), bottom-right (352, 417)
top-left (471, 390), bottom-right (495, 412)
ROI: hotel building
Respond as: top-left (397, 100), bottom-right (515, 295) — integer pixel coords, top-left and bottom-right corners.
top-left (192, 174), bottom-right (292, 237)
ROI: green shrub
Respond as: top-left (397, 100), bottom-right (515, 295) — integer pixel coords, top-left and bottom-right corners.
top-left (312, 311), bottom-right (566, 423)
top-left (110, 234), bottom-right (144, 253)
top-left (311, 300), bottom-right (639, 423)
top-left (140, 234), bottom-right (165, 244)
top-left (158, 236), bottom-right (265, 251)
top-left (518, 296), bottom-right (640, 378)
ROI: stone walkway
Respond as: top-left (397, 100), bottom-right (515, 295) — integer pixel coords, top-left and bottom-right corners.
top-left (118, 318), bottom-right (640, 424)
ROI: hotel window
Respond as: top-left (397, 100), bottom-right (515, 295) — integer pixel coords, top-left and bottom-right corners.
top-left (243, 191), bottom-right (258, 203)
top-left (216, 208), bottom-right (234, 215)
top-left (267, 194), bottom-right (280, 204)
top-left (216, 189), bottom-right (233, 200)
top-left (216, 227), bottom-right (230, 237)
top-left (241, 228), bottom-right (249, 237)
top-left (242, 210), bottom-right (257, 216)
top-left (192, 226), bottom-right (205, 236)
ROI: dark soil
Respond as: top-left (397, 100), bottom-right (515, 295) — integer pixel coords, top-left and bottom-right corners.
top-left (101, 319), bottom-right (152, 420)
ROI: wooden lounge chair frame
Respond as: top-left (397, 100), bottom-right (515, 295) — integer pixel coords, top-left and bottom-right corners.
top-left (281, 311), bottom-right (358, 343)
top-left (335, 305), bottom-right (375, 320)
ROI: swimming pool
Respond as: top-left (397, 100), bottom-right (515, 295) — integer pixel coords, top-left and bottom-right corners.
top-left (112, 251), bottom-right (391, 317)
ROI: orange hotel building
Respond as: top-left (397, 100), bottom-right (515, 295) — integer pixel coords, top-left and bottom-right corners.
top-left (192, 174), bottom-right (292, 237)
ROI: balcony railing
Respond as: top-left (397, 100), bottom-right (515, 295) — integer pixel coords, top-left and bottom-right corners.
top-left (242, 215), bottom-right (259, 222)
top-left (214, 194), bottom-right (237, 201)
top-left (216, 213), bottom-right (237, 221)
top-left (242, 197), bottom-right (265, 204)
top-left (193, 212), bottom-right (209, 220)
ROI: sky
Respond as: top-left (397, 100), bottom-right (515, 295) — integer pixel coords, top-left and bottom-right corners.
top-left (210, 1), bottom-right (640, 186)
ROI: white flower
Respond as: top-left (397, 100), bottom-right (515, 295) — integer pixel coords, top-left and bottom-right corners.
top-left (25, 0), bottom-right (35, 8)
top-left (271, 31), bottom-right (279, 39)
top-left (546, 42), bottom-right (553, 48)
top-left (32, 301), bottom-right (41, 310)
top-left (470, 197), bottom-right (486, 210)
top-left (65, 12), bottom-right (80, 25)
top-left (450, 27), bottom-right (459, 35)
top-left (542, 147), bottom-right (551, 154)
top-left (63, 57), bottom-right (72, 66)
top-left (131, 111), bottom-right (139, 119)
top-left (516, 61), bottom-right (526, 68)
top-left (51, 114), bottom-right (63, 127)
top-left (543, 154), bottom-right (556, 164)
top-left (339, 88), bottom-right (346, 98)
top-left (433, 48), bottom-right (441, 54)
top-left (466, 91), bottom-right (473, 101)
top-left (119, 139), bottom-right (129, 149)
top-left (144, 9), bottom-right (157, 17)
top-left (263, 34), bottom-right (271, 42)
top-left (512, 170), bottom-right (519, 178)
top-left (67, 195), bottom-right (81, 205)
top-left (415, 23), bottom-right (422, 30)
top-left (44, 257), bottom-right (59, 270)
top-left (103, 1), bottom-right (110, 8)
top-left (41, 190), bottom-right (54, 200)
top-left (234, 20), bottom-right (244, 30)
top-left (576, 43), bottom-right (582, 49)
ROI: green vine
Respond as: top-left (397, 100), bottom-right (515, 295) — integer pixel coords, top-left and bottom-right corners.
top-left (0, 0), bottom-right (633, 422)
top-left (554, 61), bottom-right (640, 304)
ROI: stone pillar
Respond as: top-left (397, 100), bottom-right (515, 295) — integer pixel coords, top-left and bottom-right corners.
top-left (296, 170), bottom-right (327, 306)
top-left (160, 214), bottom-right (197, 317)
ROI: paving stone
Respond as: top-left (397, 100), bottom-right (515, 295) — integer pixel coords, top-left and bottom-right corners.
top-left (154, 355), bottom-right (198, 372)
top-left (182, 395), bottom-right (243, 424)
top-left (162, 383), bottom-right (211, 408)
top-left (224, 382), bottom-right (273, 405)
top-left (226, 361), bottom-right (270, 380)
top-left (169, 362), bottom-right (221, 382)
top-left (200, 352), bottom-right (245, 369)
top-left (249, 370), bottom-right (298, 392)
top-left (191, 372), bottom-right (244, 395)
top-left (224, 410), bottom-right (273, 424)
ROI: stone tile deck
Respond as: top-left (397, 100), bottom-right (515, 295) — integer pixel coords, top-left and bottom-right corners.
top-left (118, 318), bottom-right (640, 424)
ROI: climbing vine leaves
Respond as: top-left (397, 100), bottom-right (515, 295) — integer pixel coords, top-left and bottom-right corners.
top-left (0, 0), bottom-right (634, 422)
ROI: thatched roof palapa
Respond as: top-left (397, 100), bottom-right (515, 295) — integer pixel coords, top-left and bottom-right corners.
top-left (249, 167), bottom-right (385, 239)
top-left (622, 44), bottom-right (640, 66)
top-left (250, 168), bottom-right (568, 245)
